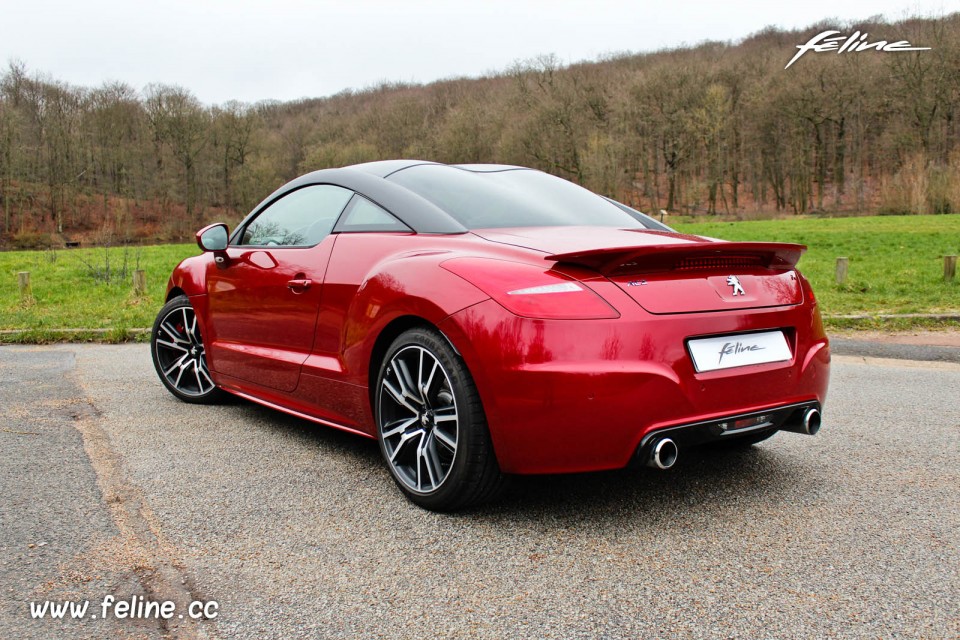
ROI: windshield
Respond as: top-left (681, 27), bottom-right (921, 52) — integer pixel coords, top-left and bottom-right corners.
top-left (387, 165), bottom-right (669, 231)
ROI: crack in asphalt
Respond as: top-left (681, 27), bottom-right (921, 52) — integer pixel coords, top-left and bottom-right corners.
top-left (0, 346), bottom-right (216, 640)
top-left (66, 362), bottom-right (217, 640)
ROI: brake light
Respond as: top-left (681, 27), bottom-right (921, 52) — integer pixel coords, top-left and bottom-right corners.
top-left (441, 258), bottom-right (619, 319)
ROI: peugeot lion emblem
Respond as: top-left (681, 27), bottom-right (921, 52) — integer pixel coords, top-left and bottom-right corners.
top-left (727, 275), bottom-right (745, 296)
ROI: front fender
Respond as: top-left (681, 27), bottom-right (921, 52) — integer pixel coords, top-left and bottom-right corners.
top-left (168, 254), bottom-right (213, 298)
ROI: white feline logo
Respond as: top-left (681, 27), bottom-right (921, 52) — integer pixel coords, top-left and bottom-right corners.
top-left (727, 275), bottom-right (745, 296)
top-left (786, 30), bottom-right (930, 69)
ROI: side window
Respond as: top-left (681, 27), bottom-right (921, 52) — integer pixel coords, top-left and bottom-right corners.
top-left (333, 196), bottom-right (411, 233)
top-left (240, 185), bottom-right (353, 247)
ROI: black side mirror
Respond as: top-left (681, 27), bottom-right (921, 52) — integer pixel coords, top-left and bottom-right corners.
top-left (196, 223), bottom-right (229, 252)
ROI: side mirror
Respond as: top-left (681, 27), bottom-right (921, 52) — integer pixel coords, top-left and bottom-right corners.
top-left (196, 223), bottom-right (229, 252)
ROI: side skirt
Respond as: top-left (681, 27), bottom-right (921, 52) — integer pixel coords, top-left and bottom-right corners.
top-left (221, 387), bottom-right (376, 440)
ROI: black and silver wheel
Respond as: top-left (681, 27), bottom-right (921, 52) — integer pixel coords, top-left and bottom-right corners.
top-left (151, 295), bottom-right (225, 404)
top-left (375, 327), bottom-right (504, 511)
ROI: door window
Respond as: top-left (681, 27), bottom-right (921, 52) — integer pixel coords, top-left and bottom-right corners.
top-left (239, 185), bottom-right (353, 247)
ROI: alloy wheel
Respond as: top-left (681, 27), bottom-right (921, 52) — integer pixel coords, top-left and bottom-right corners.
top-left (378, 345), bottom-right (459, 494)
top-left (153, 306), bottom-right (216, 397)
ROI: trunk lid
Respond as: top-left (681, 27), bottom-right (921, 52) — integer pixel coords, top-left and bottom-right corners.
top-left (474, 226), bottom-right (805, 314)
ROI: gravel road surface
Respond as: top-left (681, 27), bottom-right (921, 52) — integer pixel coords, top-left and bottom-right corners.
top-left (1, 344), bottom-right (958, 639)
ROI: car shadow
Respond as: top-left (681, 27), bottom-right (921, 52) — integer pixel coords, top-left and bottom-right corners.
top-left (468, 444), bottom-right (824, 527)
top-left (231, 398), bottom-right (382, 462)
top-left (225, 398), bottom-right (824, 525)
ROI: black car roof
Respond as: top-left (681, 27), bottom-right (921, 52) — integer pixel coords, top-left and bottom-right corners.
top-left (231, 160), bottom-right (666, 241)
top-left (236, 161), bottom-right (536, 238)
top-left (346, 160), bottom-right (525, 177)
top-left (235, 161), bottom-right (468, 237)
top-left (348, 159), bottom-right (439, 178)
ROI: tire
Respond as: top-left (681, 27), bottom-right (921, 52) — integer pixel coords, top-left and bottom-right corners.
top-left (375, 327), bottom-right (505, 511)
top-left (151, 295), bottom-right (227, 404)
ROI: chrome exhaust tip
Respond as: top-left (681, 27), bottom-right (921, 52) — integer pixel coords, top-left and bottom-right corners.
top-left (648, 438), bottom-right (678, 470)
top-left (781, 406), bottom-right (823, 436)
top-left (802, 408), bottom-right (821, 436)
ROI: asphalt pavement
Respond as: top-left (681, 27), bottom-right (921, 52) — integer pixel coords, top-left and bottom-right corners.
top-left (1, 343), bottom-right (958, 639)
top-left (830, 337), bottom-right (960, 364)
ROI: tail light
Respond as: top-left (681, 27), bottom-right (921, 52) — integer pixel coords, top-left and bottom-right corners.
top-left (441, 258), bottom-right (619, 319)
top-left (798, 271), bottom-right (816, 305)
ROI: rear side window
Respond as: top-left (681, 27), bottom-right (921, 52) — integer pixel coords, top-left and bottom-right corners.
top-left (334, 196), bottom-right (411, 233)
top-left (240, 185), bottom-right (353, 247)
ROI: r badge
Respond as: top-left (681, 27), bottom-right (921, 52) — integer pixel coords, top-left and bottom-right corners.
top-left (726, 275), bottom-right (745, 296)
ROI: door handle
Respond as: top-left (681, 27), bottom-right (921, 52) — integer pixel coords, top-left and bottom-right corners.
top-left (286, 278), bottom-right (312, 292)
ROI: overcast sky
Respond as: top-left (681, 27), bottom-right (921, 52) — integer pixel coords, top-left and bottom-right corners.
top-left (1, 0), bottom-right (951, 105)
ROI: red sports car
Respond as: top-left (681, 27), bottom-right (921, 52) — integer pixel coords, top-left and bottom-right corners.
top-left (152, 160), bottom-right (830, 510)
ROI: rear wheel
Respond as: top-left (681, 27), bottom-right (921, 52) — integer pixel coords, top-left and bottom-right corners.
top-left (375, 327), bottom-right (505, 511)
top-left (151, 295), bottom-right (226, 404)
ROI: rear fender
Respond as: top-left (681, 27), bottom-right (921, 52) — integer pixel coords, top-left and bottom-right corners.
top-left (341, 257), bottom-right (490, 383)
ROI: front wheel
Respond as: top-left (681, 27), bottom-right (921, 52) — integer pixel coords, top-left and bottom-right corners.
top-left (151, 295), bottom-right (226, 404)
top-left (375, 327), bottom-right (505, 511)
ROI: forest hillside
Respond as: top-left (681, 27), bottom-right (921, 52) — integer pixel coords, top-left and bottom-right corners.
top-left (1, 13), bottom-right (958, 247)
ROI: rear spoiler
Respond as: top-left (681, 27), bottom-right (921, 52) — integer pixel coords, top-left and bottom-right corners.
top-left (545, 241), bottom-right (806, 275)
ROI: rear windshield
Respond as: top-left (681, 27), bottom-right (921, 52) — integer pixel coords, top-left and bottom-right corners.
top-left (387, 165), bottom-right (668, 231)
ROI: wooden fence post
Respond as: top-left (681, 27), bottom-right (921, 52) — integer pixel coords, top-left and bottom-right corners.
top-left (945, 255), bottom-right (957, 282)
top-left (835, 257), bottom-right (848, 285)
top-left (17, 271), bottom-right (31, 301)
top-left (133, 269), bottom-right (146, 296)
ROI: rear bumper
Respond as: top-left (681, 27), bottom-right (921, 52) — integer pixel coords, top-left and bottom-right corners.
top-left (632, 400), bottom-right (821, 467)
top-left (439, 293), bottom-right (830, 475)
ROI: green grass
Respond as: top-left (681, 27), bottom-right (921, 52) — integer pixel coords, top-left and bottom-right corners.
top-left (674, 214), bottom-right (960, 322)
top-left (1, 214), bottom-right (958, 341)
top-left (0, 244), bottom-right (198, 338)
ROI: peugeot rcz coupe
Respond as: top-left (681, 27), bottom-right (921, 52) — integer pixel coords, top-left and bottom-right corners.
top-left (151, 160), bottom-right (830, 510)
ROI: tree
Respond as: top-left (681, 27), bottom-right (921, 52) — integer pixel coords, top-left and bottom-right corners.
top-left (212, 101), bottom-right (256, 212)
top-left (633, 65), bottom-right (706, 212)
top-left (144, 84), bottom-right (209, 220)
top-left (0, 96), bottom-right (19, 233)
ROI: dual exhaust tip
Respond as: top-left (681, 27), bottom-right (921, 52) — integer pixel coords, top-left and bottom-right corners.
top-left (802, 408), bottom-right (822, 435)
top-left (645, 408), bottom-right (821, 470)
top-left (783, 407), bottom-right (822, 436)
top-left (648, 438), bottom-right (679, 470)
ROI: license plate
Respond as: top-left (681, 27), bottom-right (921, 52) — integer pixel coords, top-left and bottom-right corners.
top-left (687, 331), bottom-right (792, 373)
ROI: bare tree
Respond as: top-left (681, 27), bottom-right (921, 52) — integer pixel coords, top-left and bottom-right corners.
top-left (144, 84), bottom-right (209, 220)
top-left (212, 101), bottom-right (256, 213)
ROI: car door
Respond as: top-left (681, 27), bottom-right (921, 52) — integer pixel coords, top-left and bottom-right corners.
top-left (204, 184), bottom-right (354, 392)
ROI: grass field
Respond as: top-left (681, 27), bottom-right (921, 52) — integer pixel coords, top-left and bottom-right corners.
top-left (674, 215), bottom-right (960, 323)
top-left (1, 214), bottom-right (958, 341)
top-left (0, 243), bottom-right (199, 341)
